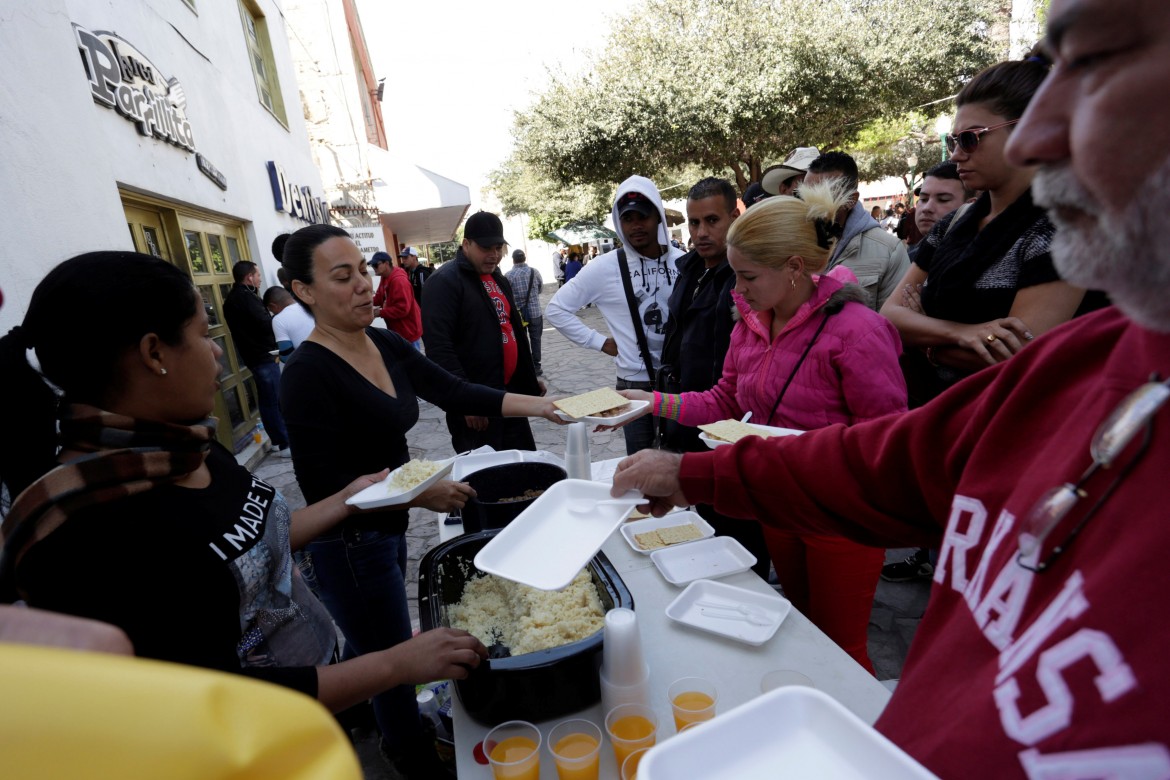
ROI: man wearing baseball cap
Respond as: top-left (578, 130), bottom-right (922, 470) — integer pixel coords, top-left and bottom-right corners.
top-left (397, 246), bottom-right (430, 307)
top-left (546, 176), bottom-right (684, 454)
top-left (422, 211), bottom-right (543, 452)
top-left (368, 251), bottom-right (423, 349)
top-left (760, 146), bottom-right (821, 197)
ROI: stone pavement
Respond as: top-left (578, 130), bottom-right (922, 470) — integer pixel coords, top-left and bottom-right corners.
top-left (253, 285), bottom-right (931, 775)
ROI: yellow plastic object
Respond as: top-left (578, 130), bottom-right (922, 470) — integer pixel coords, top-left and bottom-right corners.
top-left (0, 643), bottom-right (361, 780)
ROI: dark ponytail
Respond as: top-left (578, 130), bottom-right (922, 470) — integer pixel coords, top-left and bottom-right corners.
top-left (0, 252), bottom-right (198, 505)
top-left (280, 224), bottom-right (352, 311)
top-left (956, 54), bottom-right (1050, 120)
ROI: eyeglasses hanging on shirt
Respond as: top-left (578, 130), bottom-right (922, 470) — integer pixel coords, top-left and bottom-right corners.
top-left (1016, 374), bottom-right (1169, 573)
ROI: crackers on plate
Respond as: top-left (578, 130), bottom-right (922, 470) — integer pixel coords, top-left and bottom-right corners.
top-left (698, 419), bottom-right (774, 443)
top-left (555, 387), bottom-right (630, 419)
top-left (633, 523), bottom-right (703, 550)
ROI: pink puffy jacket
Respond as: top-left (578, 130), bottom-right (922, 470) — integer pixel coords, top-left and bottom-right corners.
top-left (677, 274), bottom-right (907, 430)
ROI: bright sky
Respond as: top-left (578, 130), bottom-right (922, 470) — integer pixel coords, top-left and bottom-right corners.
top-left (354, 0), bottom-right (628, 208)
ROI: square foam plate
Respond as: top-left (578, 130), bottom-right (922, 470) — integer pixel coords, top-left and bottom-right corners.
top-left (554, 399), bottom-right (650, 424)
top-left (345, 457), bottom-right (454, 510)
top-left (621, 511), bottom-right (715, 554)
top-left (650, 536), bottom-right (756, 586)
top-left (698, 423), bottom-right (804, 449)
top-left (664, 579), bottom-right (790, 645)
top-left (639, 686), bottom-right (939, 779)
top-left (473, 479), bottom-right (636, 590)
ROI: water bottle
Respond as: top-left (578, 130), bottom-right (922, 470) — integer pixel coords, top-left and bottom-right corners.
top-left (253, 422), bottom-right (264, 445)
top-left (565, 422), bottom-right (591, 480)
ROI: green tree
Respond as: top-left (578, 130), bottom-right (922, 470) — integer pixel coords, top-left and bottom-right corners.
top-left (852, 112), bottom-right (951, 199)
top-left (494, 0), bottom-right (999, 207)
top-left (488, 158), bottom-right (613, 241)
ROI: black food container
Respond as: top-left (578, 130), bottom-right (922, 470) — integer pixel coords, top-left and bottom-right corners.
top-left (418, 530), bottom-right (634, 724)
top-left (461, 462), bottom-right (566, 533)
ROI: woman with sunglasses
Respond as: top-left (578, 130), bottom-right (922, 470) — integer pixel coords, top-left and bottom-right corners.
top-left (881, 54), bottom-right (1099, 407)
top-left (0, 253), bottom-right (488, 732)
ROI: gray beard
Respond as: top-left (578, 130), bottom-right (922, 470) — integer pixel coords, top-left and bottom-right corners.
top-left (1034, 161), bottom-right (1170, 332)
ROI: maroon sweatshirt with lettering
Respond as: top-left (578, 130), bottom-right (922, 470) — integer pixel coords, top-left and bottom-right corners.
top-left (680, 307), bottom-right (1170, 777)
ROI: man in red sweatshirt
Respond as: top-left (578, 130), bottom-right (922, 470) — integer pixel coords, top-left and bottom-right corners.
top-left (369, 251), bottom-right (422, 350)
top-left (613, 2), bottom-right (1170, 776)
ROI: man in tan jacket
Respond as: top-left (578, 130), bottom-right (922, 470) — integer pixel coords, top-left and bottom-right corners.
top-left (803, 151), bottom-right (910, 311)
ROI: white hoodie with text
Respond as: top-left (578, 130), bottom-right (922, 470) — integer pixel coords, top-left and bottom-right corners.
top-left (545, 176), bottom-right (684, 383)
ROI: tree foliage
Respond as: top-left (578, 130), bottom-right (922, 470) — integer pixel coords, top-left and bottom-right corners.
top-left (490, 0), bottom-right (1000, 224)
top-left (488, 158), bottom-right (613, 241)
top-left (852, 111), bottom-right (952, 199)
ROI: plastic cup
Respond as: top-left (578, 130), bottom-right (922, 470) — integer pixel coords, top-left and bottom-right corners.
top-left (485, 720), bottom-right (541, 780)
top-left (621, 746), bottom-right (651, 780)
top-left (677, 720), bottom-right (704, 734)
top-left (548, 718), bottom-right (602, 780)
top-left (605, 703), bottom-right (658, 770)
top-left (602, 608), bottom-right (646, 685)
top-left (760, 669), bottom-right (814, 693)
top-left (668, 676), bottom-right (718, 731)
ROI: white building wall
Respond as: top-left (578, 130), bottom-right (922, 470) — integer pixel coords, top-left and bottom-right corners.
top-left (285, 0), bottom-right (374, 210)
top-left (0, 0), bottom-right (326, 332)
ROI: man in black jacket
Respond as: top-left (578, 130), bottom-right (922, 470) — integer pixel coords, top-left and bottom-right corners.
top-left (659, 178), bottom-right (769, 575)
top-left (422, 211), bottom-right (543, 452)
top-left (222, 261), bottom-right (291, 455)
top-left (398, 246), bottom-right (431, 306)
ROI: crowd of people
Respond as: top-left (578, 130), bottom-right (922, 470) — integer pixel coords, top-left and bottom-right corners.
top-left (2, 0), bottom-right (1168, 774)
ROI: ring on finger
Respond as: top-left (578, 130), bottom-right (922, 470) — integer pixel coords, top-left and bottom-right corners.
top-left (986, 334), bottom-right (998, 343)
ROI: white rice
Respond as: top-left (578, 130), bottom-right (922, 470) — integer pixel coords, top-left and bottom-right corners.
top-left (447, 569), bottom-right (605, 656)
top-left (390, 458), bottom-right (442, 491)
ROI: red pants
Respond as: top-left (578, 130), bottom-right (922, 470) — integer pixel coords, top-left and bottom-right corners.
top-left (764, 528), bottom-right (883, 675)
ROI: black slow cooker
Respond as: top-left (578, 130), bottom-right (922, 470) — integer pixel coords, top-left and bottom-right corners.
top-left (418, 530), bottom-right (634, 724)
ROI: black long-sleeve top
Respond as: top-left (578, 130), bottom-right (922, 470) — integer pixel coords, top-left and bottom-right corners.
top-left (223, 283), bottom-right (277, 367)
top-left (280, 328), bottom-right (504, 534)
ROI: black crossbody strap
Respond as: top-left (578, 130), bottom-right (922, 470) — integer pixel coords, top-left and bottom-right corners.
top-left (617, 249), bottom-right (657, 384)
top-left (767, 310), bottom-right (834, 423)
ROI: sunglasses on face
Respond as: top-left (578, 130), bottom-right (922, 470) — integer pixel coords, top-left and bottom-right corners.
top-left (945, 119), bottom-right (1020, 154)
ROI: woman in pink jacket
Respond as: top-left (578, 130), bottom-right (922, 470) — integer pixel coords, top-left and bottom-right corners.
top-left (624, 181), bottom-right (906, 672)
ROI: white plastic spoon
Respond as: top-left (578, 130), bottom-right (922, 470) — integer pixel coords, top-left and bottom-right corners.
top-left (566, 491), bottom-right (644, 514)
top-left (699, 608), bottom-right (771, 627)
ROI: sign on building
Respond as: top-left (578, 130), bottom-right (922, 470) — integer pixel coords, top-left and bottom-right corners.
top-left (348, 225), bottom-right (386, 262)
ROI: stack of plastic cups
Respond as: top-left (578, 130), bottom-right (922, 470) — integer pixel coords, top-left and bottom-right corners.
top-left (566, 422), bottom-right (592, 480)
top-left (599, 607), bottom-right (650, 713)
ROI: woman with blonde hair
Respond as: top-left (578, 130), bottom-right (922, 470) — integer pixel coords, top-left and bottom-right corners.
top-left (621, 181), bottom-right (907, 672)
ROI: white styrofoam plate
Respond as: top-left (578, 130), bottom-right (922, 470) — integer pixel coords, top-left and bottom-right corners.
top-left (345, 457), bottom-right (454, 510)
top-left (450, 448), bottom-right (566, 482)
top-left (639, 685), bottom-right (939, 780)
top-left (621, 511), bottom-right (715, 555)
top-left (665, 579), bottom-right (790, 645)
top-left (473, 479), bottom-right (637, 590)
top-left (650, 537), bottom-right (757, 586)
top-left (554, 399), bottom-right (650, 425)
top-left (698, 423), bottom-right (804, 449)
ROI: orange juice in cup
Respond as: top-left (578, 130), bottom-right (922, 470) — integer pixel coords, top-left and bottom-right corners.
top-left (605, 704), bottom-right (658, 769)
top-left (621, 747), bottom-right (651, 780)
top-left (485, 720), bottom-right (541, 780)
top-left (549, 718), bottom-right (602, 780)
top-left (668, 677), bottom-right (718, 731)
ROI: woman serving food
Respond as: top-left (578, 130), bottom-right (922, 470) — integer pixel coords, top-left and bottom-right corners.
top-left (277, 224), bottom-right (562, 776)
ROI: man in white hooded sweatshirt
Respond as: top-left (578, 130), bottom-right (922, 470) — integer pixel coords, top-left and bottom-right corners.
top-left (546, 176), bottom-right (685, 454)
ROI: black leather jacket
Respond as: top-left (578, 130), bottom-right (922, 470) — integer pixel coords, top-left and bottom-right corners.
top-left (421, 250), bottom-right (540, 396)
